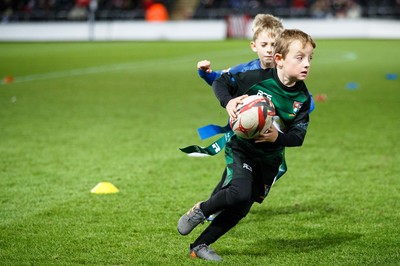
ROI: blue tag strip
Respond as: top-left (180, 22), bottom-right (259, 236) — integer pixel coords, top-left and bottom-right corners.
top-left (197, 121), bottom-right (231, 140)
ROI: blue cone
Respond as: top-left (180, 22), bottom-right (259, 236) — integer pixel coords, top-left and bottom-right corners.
top-left (386, 73), bottom-right (398, 80)
top-left (346, 82), bottom-right (359, 90)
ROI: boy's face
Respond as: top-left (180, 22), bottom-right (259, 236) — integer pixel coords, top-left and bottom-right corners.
top-left (276, 40), bottom-right (314, 84)
top-left (250, 31), bottom-right (276, 69)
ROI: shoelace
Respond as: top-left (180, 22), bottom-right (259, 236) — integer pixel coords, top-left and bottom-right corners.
top-left (189, 209), bottom-right (205, 224)
top-left (198, 244), bottom-right (217, 255)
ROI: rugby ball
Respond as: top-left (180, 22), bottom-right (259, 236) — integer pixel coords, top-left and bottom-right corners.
top-left (230, 95), bottom-right (275, 139)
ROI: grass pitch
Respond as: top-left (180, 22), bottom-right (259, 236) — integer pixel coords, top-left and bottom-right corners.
top-left (0, 39), bottom-right (399, 265)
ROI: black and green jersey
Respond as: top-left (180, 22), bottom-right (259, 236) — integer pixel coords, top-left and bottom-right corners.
top-left (212, 67), bottom-right (311, 151)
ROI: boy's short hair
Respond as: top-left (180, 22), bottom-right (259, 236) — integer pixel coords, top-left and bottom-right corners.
top-left (275, 29), bottom-right (316, 58)
top-left (251, 14), bottom-right (284, 41)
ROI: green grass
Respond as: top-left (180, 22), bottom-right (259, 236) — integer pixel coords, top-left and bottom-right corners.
top-left (0, 39), bottom-right (399, 265)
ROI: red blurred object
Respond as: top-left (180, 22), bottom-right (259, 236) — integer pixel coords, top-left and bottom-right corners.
top-left (143, 0), bottom-right (154, 10)
top-left (3, 76), bottom-right (14, 84)
top-left (76, 0), bottom-right (89, 7)
top-left (145, 3), bottom-right (169, 21)
top-left (314, 93), bottom-right (327, 102)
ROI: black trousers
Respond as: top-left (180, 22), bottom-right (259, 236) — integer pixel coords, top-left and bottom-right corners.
top-left (191, 138), bottom-right (281, 248)
top-left (191, 178), bottom-right (254, 248)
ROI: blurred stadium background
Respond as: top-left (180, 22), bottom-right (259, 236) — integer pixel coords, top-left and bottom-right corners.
top-left (1, 0), bottom-right (399, 22)
top-left (1, 0), bottom-right (399, 41)
top-left (1, 1), bottom-right (399, 265)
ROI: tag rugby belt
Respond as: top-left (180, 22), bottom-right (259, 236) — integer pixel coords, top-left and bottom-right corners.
top-left (179, 121), bottom-right (232, 156)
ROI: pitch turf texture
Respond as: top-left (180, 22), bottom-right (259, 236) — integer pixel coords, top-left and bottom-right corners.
top-left (0, 39), bottom-right (399, 265)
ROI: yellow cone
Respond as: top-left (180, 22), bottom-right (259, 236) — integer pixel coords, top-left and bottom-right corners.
top-left (90, 182), bottom-right (119, 194)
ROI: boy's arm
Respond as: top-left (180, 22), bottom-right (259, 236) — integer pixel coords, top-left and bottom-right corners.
top-left (275, 97), bottom-right (311, 147)
top-left (197, 60), bottom-right (222, 86)
top-left (212, 73), bottom-right (237, 108)
top-left (197, 60), bottom-right (252, 86)
top-left (198, 69), bottom-right (220, 86)
top-left (213, 73), bottom-right (249, 121)
top-left (308, 92), bottom-right (315, 113)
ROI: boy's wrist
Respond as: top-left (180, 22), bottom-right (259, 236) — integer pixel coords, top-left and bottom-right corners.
top-left (198, 69), bottom-right (206, 77)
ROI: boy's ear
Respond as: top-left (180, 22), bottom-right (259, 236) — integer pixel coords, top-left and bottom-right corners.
top-left (274, 53), bottom-right (283, 67)
top-left (250, 41), bottom-right (257, 52)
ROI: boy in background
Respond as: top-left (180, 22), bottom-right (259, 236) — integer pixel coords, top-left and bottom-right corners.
top-left (197, 14), bottom-right (315, 111)
top-left (178, 29), bottom-right (316, 261)
top-left (198, 14), bottom-right (284, 86)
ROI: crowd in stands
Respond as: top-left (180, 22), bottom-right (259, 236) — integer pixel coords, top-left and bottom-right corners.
top-left (0, 0), bottom-right (174, 21)
top-left (194, 0), bottom-right (399, 19)
top-left (1, 0), bottom-right (399, 22)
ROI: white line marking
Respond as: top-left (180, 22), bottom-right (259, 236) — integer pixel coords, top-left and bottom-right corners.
top-left (0, 49), bottom-right (356, 86)
top-left (0, 49), bottom-right (248, 85)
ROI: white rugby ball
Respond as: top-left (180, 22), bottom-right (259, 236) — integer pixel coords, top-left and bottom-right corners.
top-left (230, 95), bottom-right (276, 139)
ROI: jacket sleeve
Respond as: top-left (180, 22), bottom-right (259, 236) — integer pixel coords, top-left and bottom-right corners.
top-left (198, 69), bottom-right (222, 86)
top-left (212, 72), bottom-right (238, 108)
top-left (275, 95), bottom-right (310, 147)
top-left (309, 92), bottom-right (315, 113)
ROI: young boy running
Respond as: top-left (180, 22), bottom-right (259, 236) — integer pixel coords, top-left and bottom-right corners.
top-left (197, 14), bottom-right (313, 222)
top-left (200, 14), bottom-right (285, 220)
top-left (178, 29), bottom-right (316, 261)
top-left (198, 14), bottom-right (283, 84)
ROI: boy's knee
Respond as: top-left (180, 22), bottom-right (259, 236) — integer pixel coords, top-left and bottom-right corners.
top-left (227, 184), bottom-right (252, 204)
